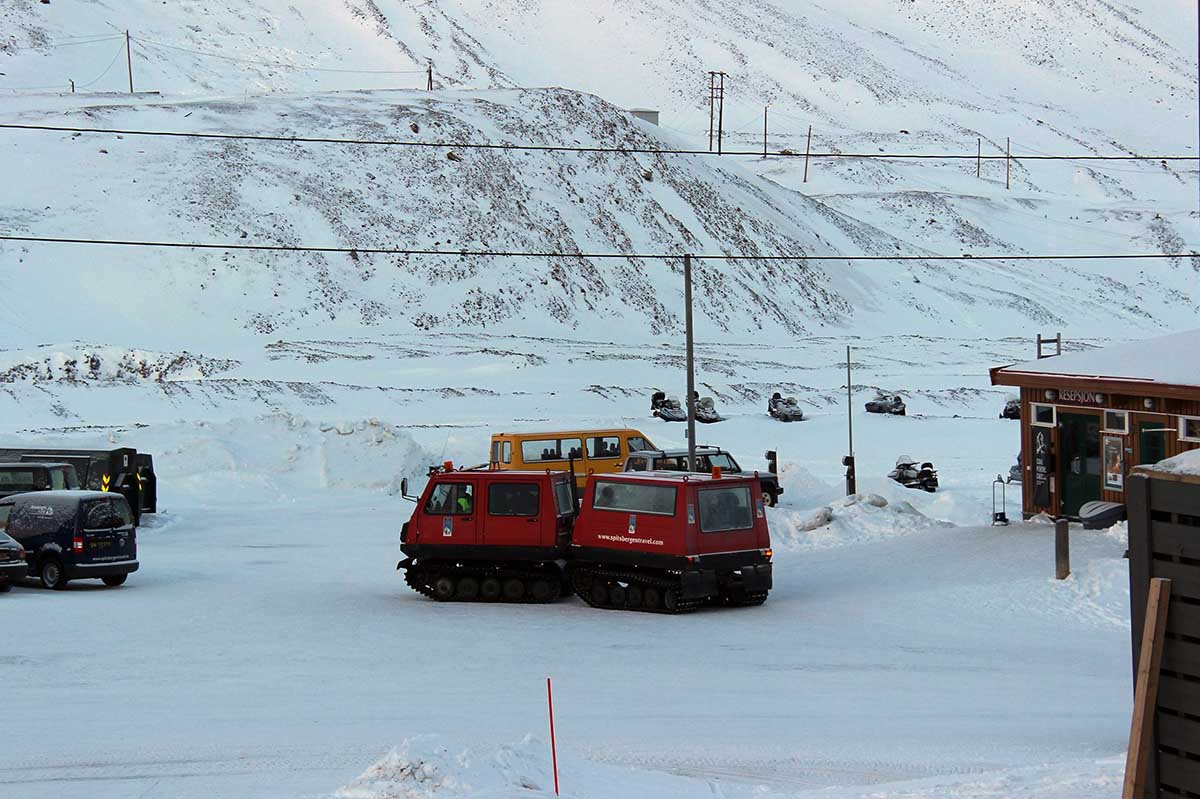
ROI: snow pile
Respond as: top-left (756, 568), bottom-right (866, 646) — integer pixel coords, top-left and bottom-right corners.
top-left (1150, 448), bottom-right (1200, 477)
top-left (0, 345), bottom-right (238, 383)
top-left (335, 735), bottom-right (555, 799)
top-left (770, 491), bottom-right (952, 550)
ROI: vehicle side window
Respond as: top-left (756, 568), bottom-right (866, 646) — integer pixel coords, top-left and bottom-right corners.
top-left (424, 483), bottom-right (474, 516)
top-left (709, 454), bottom-right (737, 471)
top-left (488, 483), bottom-right (540, 517)
top-left (627, 457), bottom-right (648, 472)
top-left (593, 481), bottom-right (676, 515)
top-left (0, 470), bottom-right (38, 492)
top-left (697, 486), bottom-right (754, 533)
top-left (11, 502), bottom-right (64, 537)
top-left (50, 468), bottom-right (68, 490)
top-left (627, 437), bottom-right (652, 452)
top-left (587, 436), bottom-right (622, 459)
top-left (553, 480), bottom-right (575, 515)
top-left (0, 506), bottom-right (10, 533)
top-left (521, 438), bottom-right (583, 463)
top-left (111, 498), bottom-right (134, 527)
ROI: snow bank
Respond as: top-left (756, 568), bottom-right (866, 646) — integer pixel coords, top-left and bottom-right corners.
top-left (335, 735), bottom-right (556, 799)
top-left (1152, 449), bottom-right (1200, 477)
top-left (770, 492), bottom-right (952, 551)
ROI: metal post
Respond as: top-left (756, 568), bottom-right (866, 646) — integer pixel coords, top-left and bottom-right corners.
top-left (69, 79), bottom-right (74, 94)
top-left (708, 72), bottom-right (715, 152)
top-left (126, 30), bottom-right (133, 94)
top-left (1055, 518), bottom-right (1070, 580)
top-left (1006, 136), bottom-right (1011, 190)
top-left (976, 137), bottom-right (981, 179)
top-left (427, 61), bottom-right (433, 90)
top-left (684, 254), bottom-right (697, 473)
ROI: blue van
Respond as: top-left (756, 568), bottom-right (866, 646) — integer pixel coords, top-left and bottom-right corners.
top-left (1, 491), bottom-right (138, 589)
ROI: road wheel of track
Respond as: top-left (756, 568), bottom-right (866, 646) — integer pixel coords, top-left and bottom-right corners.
top-left (642, 587), bottom-right (661, 610)
top-left (40, 558), bottom-right (67, 591)
top-left (663, 589), bottom-right (680, 612)
top-left (530, 579), bottom-right (553, 603)
top-left (609, 584), bottom-right (627, 608)
top-left (433, 575), bottom-right (457, 601)
top-left (480, 577), bottom-right (502, 602)
top-left (626, 585), bottom-right (643, 609)
top-left (456, 576), bottom-right (480, 601)
top-left (589, 579), bottom-right (609, 606)
top-left (502, 578), bottom-right (525, 602)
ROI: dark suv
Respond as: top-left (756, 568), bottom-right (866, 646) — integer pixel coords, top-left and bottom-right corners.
top-left (0, 531), bottom-right (26, 592)
top-left (622, 447), bottom-right (784, 507)
top-left (0, 462), bottom-right (80, 500)
top-left (2, 491), bottom-right (139, 590)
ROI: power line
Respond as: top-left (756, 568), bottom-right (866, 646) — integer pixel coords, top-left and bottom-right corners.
top-left (0, 122), bottom-right (1192, 162)
top-left (0, 234), bottom-right (1193, 263)
top-left (134, 36), bottom-right (427, 75)
top-left (3, 34), bottom-right (125, 52)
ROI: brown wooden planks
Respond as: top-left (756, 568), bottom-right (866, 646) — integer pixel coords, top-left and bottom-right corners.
top-left (1125, 578), bottom-right (1172, 799)
top-left (1152, 523), bottom-right (1200, 560)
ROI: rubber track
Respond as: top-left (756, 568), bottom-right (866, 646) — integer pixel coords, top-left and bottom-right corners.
top-left (571, 565), bottom-right (704, 614)
top-left (404, 561), bottom-right (564, 604)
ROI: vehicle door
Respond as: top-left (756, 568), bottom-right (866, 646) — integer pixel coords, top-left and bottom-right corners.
top-left (80, 498), bottom-right (136, 563)
top-left (483, 479), bottom-right (544, 547)
top-left (415, 479), bottom-right (479, 546)
top-left (693, 482), bottom-right (764, 555)
top-left (585, 435), bottom-right (623, 477)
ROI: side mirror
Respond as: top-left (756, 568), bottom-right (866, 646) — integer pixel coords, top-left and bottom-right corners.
top-left (400, 478), bottom-right (417, 504)
top-left (764, 450), bottom-right (778, 474)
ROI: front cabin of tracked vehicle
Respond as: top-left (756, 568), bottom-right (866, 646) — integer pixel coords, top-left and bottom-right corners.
top-left (398, 468), bottom-right (577, 604)
top-left (571, 471), bottom-right (773, 612)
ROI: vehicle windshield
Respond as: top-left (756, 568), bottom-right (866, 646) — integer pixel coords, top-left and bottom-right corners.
top-left (705, 454), bottom-right (737, 471)
top-left (697, 486), bottom-right (754, 533)
top-left (0, 470), bottom-right (40, 492)
top-left (593, 480), bottom-right (676, 516)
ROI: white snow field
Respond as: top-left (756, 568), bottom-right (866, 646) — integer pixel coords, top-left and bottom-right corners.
top-left (0, 334), bottom-right (1136, 799)
top-left (0, 0), bottom-right (1191, 796)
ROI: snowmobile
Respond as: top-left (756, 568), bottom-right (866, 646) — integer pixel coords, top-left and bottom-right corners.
top-left (865, 394), bottom-right (906, 416)
top-left (888, 455), bottom-right (938, 493)
top-left (1000, 397), bottom-right (1021, 420)
top-left (650, 391), bottom-right (687, 422)
top-left (767, 392), bottom-right (805, 422)
top-left (695, 395), bottom-right (723, 424)
top-left (1007, 453), bottom-right (1022, 484)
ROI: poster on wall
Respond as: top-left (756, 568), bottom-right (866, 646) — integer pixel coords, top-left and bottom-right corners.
top-left (1032, 427), bottom-right (1053, 508)
top-left (1103, 436), bottom-right (1125, 491)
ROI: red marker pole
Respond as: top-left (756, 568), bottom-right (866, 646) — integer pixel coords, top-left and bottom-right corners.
top-left (547, 677), bottom-right (560, 796)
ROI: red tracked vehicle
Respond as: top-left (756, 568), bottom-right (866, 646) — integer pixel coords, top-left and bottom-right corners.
top-left (569, 471), bottom-right (773, 613)
top-left (397, 466), bottom-right (577, 603)
top-left (397, 466), bottom-right (773, 613)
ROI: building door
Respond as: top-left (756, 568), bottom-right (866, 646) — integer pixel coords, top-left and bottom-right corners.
top-left (1059, 412), bottom-right (1101, 517)
top-left (1138, 421), bottom-right (1169, 466)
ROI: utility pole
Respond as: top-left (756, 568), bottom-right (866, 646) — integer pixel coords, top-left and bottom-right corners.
top-left (803, 124), bottom-right (813, 183)
top-left (684, 254), bottom-right (697, 473)
top-left (427, 61), bottom-right (433, 90)
top-left (69, 79), bottom-right (75, 94)
top-left (125, 30), bottom-right (133, 94)
top-left (976, 137), bottom-right (981, 179)
top-left (1006, 137), bottom-right (1012, 190)
top-left (707, 72), bottom-right (715, 152)
top-left (844, 345), bottom-right (856, 495)
top-left (716, 71), bottom-right (726, 155)
top-left (762, 105), bottom-right (768, 158)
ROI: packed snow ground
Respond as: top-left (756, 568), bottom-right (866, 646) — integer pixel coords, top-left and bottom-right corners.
top-left (0, 336), bottom-right (1136, 798)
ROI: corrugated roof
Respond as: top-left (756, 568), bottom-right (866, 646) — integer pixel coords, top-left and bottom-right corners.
top-left (994, 328), bottom-right (1200, 388)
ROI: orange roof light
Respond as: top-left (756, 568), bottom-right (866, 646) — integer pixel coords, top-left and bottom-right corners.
top-left (711, 466), bottom-right (722, 479)
top-left (443, 460), bottom-right (454, 472)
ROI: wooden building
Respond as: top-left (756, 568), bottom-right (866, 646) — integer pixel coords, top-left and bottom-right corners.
top-left (990, 329), bottom-right (1200, 519)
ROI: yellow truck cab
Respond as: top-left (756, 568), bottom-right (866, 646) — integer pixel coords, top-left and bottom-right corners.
top-left (489, 429), bottom-right (656, 488)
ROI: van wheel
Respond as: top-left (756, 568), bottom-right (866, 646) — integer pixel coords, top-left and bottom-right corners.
top-left (762, 490), bottom-right (777, 508)
top-left (479, 577), bottom-right (502, 601)
top-left (433, 575), bottom-right (456, 601)
top-left (102, 574), bottom-right (127, 588)
top-left (40, 558), bottom-right (68, 591)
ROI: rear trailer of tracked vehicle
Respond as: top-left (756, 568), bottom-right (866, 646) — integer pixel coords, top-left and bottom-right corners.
top-left (397, 467), bottom-right (576, 604)
top-left (570, 472), bottom-right (773, 613)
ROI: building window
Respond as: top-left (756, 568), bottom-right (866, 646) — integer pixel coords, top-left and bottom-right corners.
top-left (1032, 403), bottom-right (1056, 427)
top-left (1182, 417), bottom-right (1200, 443)
top-left (1103, 410), bottom-right (1129, 435)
